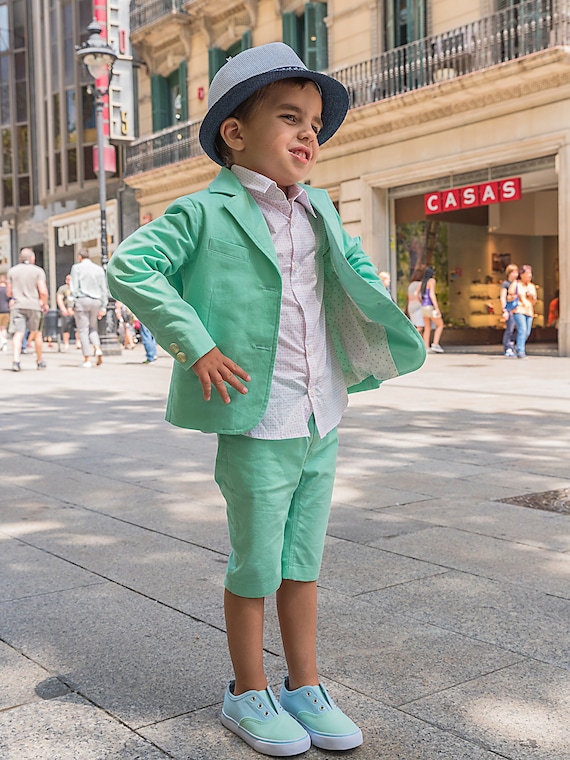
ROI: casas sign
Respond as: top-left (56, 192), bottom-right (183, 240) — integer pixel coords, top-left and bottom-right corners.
top-left (424, 177), bottom-right (522, 215)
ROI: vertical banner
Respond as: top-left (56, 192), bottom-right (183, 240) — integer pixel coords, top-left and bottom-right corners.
top-left (107, 0), bottom-right (135, 142)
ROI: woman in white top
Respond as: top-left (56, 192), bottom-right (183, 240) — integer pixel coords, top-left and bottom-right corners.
top-left (406, 272), bottom-right (423, 332)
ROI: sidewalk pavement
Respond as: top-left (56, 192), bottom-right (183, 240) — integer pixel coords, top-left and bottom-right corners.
top-left (1, 343), bottom-right (569, 760)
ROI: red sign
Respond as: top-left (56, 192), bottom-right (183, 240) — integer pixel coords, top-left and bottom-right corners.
top-left (424, 177), bottom-right (522, 215)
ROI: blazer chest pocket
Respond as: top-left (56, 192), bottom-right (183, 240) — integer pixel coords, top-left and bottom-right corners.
top-left (207, 237), bottom-right (250, 262)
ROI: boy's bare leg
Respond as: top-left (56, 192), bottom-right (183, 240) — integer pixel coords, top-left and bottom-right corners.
top-left (276, 579), bottom-right (319, 690)
top-left (224, 589), bottom-right (267, 695)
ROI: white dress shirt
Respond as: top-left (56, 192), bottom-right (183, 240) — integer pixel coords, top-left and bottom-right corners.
top-left (231, 165), bottom-right (347, 440)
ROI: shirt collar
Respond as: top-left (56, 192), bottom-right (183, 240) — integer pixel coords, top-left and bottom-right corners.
top-left (231, 165), bottom-right (316, 217)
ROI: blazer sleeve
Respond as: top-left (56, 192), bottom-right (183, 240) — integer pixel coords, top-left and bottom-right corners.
top-left (106, 199), bottom-right (216, 367)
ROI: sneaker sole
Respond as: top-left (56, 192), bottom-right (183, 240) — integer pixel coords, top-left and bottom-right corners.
top-left (220, 711), bottom-right (311, 757)
top-left (294, 720), bottom-right (363, 751)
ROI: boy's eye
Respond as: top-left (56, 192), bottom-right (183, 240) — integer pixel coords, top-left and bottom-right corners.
top-left (312, 124), bottom-right (321, 135)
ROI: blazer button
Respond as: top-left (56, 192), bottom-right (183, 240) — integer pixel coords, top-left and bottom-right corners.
top-left (169, 342), bottom-right (179, 354)
top-left (175, 351), bottom-right (187, 364)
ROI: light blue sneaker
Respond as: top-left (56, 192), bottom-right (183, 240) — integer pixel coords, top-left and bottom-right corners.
top-left (221, 681), bottom-right (311, 756)
top-left (280, 678), bottom-right (363, 751)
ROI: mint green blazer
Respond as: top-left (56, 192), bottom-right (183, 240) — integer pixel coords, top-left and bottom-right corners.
top-left (107, 169), bottom-right (425, 433)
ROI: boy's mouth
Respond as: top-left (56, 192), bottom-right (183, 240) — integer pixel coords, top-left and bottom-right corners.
top-left (289, 147), bottom-right (311, 163)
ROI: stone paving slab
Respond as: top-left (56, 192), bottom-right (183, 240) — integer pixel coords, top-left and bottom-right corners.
top-left (0, 582), bottom-right (234, 728)
top-left (1, 502), bottom-right (229, 625)
top-left (369, 525), bottom-right (570, 598)
top-left (0, 640), bottom-right (55, 711)
top-left (384, 497), bottom-right (570, 552)
top-left (318, 536), bottom-right (445, 596)
top-left (360, 570), bottom-right (570, 669)
top-left (401, 659), bottom-right (570, 760)
top-left (332, 480), bottom-right (433, 510)
top-left (0, 535), bottom-right (104, 602)
top-left (327, 504), bottom-right (435, 544)
top-left (263, 590), bottom-right (523, 707)
top-left (0, 692), bottom-right (168, 760)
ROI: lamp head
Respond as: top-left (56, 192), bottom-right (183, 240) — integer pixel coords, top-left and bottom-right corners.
top-left (76, 19), bottom-right (117, 81)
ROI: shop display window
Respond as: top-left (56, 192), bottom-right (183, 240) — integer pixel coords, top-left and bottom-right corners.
top-left (395, 188), bottom-right (557, 341)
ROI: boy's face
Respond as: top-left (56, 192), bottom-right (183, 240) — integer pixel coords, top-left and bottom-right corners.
top-left (221, 80), bottom-right (323, 192)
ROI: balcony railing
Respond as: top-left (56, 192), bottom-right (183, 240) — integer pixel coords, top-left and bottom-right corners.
top-left (125, 119), bottom-right (202, 176)
top-left (125, 0), bottom-right (569, 177)
top-left (331, 0), bottom-right (567, 107)
top-left (130, 0), bottom-right (186, 34)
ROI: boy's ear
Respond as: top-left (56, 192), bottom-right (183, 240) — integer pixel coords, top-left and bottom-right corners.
top-left (219, 117), bottom-right (245, 153)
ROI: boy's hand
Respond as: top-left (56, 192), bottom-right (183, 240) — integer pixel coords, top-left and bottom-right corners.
top-left (192, 347), bottom-right (250, 404)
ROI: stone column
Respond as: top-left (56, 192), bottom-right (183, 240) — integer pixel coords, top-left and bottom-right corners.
top-left (557, 142), bottom-right (570, 356)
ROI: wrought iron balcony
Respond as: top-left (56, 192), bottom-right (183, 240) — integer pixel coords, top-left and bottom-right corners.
top-left (125, 119), bottom-right (202, 176)
top-left (130, 0), bottom-right (187, 34)
top-left (125, 0), bottom-right (569, 177)
top-left (331, 0), bottom-right (567, 107)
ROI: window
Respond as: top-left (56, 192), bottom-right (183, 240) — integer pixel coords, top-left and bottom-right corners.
top-left (0, 5), bottom-right (9, 52)
top-left (151, 61), bottom-right (188, 132)
top-left (208, 32), bottom-right (252, 84)
top-left (282, 3), bottom-right (328, 71)
top-left (385, 0), bottom-right (426, 49)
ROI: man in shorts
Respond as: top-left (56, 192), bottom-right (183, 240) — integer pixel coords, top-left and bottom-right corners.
top-left (7, 248), bottom-right (49, 371)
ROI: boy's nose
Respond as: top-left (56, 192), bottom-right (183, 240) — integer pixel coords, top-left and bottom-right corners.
top-left (299, 124), bottom-right (316, 141)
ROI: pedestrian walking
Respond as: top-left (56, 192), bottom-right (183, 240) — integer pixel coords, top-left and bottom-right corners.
top-left (500, 264), bottom-right (519, 357)
top-left (0, 274), bottom-right (9, 351)
top-left (56, 274), bottom-right (76, 350)
top-left (70, 248), bottom-right (108, 368)
top-left (108, 42), bottom-right (425, 757)
top-left (6, 248), bottom-right (49, 371)
top-left (513, 264), bottom-right (538, 359)
top-left (420, 266), bottom-right (445, 353)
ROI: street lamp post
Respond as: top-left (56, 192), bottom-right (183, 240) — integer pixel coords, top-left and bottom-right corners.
top-left (76, 19), bottom-right (120, 352)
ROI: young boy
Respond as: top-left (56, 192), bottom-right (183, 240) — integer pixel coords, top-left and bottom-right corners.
top-left (107, 43), bottom-right (425, 757)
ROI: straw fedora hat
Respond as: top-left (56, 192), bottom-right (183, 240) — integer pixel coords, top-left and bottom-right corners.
top-left (199, 42), bottom-right (349, 165)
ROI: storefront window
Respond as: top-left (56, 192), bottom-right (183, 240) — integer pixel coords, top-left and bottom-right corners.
top-left (13, 0), bottom-right (25, 48)
top-left (396, 220), bottom-right (448, 315)
top-left (1, 127), bottom-right (10, 173)
top-left (66, 89), bottom-right (76, 142)
top-left (67, 147), bottom-right (77, 183)
top-left (395, 185), bottom-right (557, 340)
top-left (17, 124), bottom-right (28, 173)
top-left (18, 174), bottom-right (30, 206)
top-left (62, 2), bottom-right (73, 87)
top-left (0, 55), bottom-right (9, 124)
top-left (0, 5), bottom-right (9, 52)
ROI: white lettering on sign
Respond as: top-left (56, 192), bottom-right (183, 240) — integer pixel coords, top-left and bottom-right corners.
top-left (424, 177), bottom-right (522, 215)
top-left (56, 214), bottom-right (116, 247)
top-left (425, 193), bottom-right (441, 213)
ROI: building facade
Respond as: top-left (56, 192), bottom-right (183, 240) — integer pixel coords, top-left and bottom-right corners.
top-left (0, 0), bottom-right (137, 301)
top-left (125, 0), bottom-right (569, 354)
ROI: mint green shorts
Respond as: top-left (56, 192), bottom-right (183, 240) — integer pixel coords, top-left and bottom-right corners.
top-left (214, 419), bottom-right (339, 598)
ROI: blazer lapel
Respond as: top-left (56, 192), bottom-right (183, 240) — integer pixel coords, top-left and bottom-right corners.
top-left (209, 169), bottom-right (279, 270)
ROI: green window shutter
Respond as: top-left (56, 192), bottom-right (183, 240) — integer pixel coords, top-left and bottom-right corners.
top-left (305, 3), bottom-right (328, 71)
top-left (208, 47), bottom-right (226, 83)
top-left (151, 75), bottom-right (169, 132)
top-left (385, 1), bottom-right (395, 50)
top-left (409, 0), bottom-right (426, 43)
top-left (178, 59), bottom-right (188, 121)
top-left (282, 12), bottom-right (301, 56)
top-left (241, 30), bottom-right (252, 51)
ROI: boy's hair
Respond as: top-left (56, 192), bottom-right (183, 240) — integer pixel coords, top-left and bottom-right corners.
top-left (215, 77), bottom-right (320, 168)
